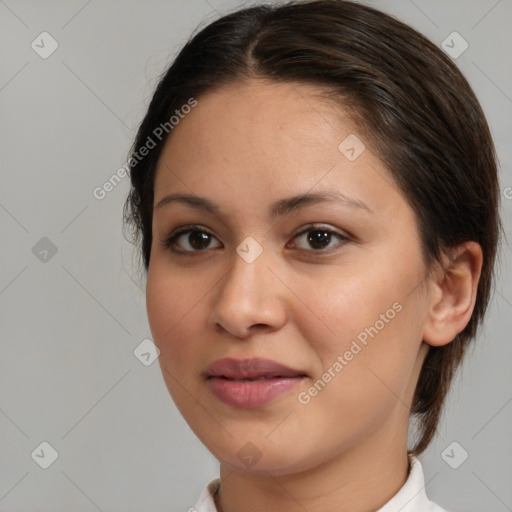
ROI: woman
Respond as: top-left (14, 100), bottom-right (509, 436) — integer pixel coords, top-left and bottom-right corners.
top-left (123, 1), bottom-right (502, 510)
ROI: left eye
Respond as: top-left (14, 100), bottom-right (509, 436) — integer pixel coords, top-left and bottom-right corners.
top-left (287, 226), bottom-right (348, 251)
top-left (163, 227), bottom-right (222, 252)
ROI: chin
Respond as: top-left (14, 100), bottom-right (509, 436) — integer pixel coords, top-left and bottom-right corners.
top-left (208, 436), bottom-right (327, 476)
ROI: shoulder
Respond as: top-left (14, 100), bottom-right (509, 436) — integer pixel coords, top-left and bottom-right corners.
top-left (188, 478), bottom-right (220, 512)
top-left (377, 456), bottom-right (450, 512)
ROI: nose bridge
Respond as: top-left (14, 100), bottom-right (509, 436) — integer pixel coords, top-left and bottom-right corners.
top-left (221, 241), bottom-right (272, 306)
top-left (211, 238), bottom-right (287, 336)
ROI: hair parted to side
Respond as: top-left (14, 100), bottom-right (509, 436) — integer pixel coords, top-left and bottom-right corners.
top-left (123, 0), bottom-right (501, 454)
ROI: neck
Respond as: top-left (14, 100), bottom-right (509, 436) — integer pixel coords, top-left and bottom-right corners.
top-left (214, 425), bottom-right (411, 512)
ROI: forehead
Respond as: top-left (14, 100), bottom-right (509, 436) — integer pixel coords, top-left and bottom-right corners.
top-left (153, 79), bottom-right (403, 220)
top-left (156, 80), bottom-right (351, 174)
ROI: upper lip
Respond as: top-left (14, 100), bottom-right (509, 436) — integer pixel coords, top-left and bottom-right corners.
top-left (204, 358), bottom-right (307, 380)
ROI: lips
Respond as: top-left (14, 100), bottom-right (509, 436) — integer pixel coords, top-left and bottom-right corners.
top-left (204, 358), bottom-right (307, 408)
top-left (204, 357), bottom-right (307, 381)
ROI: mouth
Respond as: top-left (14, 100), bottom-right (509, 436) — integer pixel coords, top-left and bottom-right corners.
top-left (204, 357), bottom-right (307, 380)
top-left (204, 358), bottom-right (307, 408)
top-left (212, 375), bottom-right (303, 382)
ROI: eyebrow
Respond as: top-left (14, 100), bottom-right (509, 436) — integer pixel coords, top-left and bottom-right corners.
top-left (154, 191), bottom-right (372, 217)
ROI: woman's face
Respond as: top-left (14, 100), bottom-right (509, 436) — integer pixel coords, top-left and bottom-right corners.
top-left (146, 79), bottom-right (432, 475)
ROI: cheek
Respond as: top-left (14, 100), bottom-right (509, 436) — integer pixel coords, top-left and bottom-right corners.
top-left (146, 262), bottom-right (213, 428)
top-left (289, 259), bottom-right (425, 399)
top-left (290, 262), bottom-right (418, 351)
top-left (146, 260), bottom-right (205, 373)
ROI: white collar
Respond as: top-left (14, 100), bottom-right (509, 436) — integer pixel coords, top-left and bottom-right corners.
top-left (191, 456), bottom-right (448, 512)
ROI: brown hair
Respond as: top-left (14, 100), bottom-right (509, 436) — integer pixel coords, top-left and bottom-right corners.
top-left (123, 0), bottom-right (501, 454)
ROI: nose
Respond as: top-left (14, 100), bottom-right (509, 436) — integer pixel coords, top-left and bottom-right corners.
top-left (210, 246), bottom-right (288, 339)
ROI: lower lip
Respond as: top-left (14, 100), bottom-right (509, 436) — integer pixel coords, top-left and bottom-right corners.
top-left (207, 376), bottom-right (305, 408)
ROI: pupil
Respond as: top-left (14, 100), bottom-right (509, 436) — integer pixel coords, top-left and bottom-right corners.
top-left (308, 230), bottom-right (331, 249)
top-left (189, 231), bottom-right (210, 250)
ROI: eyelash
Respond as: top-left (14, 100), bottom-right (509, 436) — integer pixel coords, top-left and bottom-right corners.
top-left (160, 223), bottom-right (350, 256)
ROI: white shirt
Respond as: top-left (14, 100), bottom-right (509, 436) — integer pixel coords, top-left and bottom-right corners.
top-left (190, 456), bottom-right (449, 512)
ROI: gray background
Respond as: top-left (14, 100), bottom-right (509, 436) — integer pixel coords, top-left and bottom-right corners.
top-left (1, 0), bottom-right (511, 511)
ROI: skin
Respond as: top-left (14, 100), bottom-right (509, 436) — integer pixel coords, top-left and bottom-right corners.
top-left (146, 79), bottom-right (482, 512)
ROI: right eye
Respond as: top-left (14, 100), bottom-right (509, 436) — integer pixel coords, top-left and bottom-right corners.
top-left (161, 225), bottom-right (223, 254)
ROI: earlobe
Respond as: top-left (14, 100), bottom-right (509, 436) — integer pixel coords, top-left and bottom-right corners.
top-left (422, 242), bottom-right (483, 347)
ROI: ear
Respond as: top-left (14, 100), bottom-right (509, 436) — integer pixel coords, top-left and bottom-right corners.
top-left (422, 242), bottom-right (483, 347)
